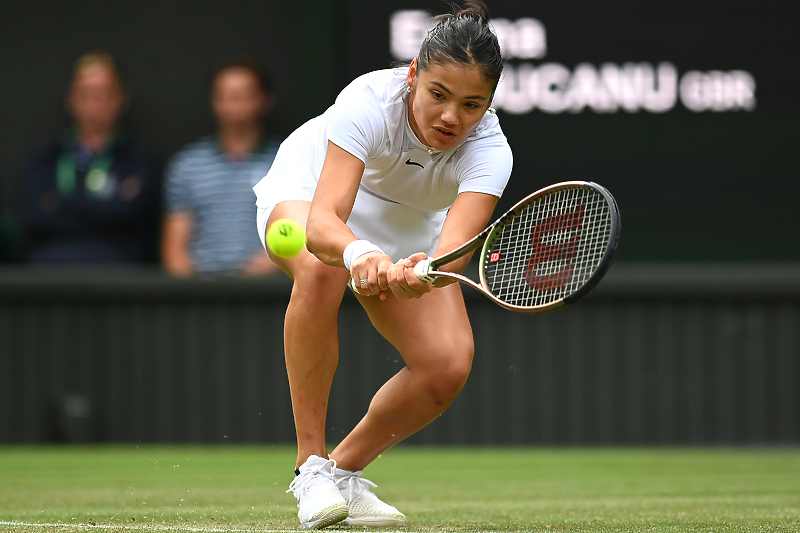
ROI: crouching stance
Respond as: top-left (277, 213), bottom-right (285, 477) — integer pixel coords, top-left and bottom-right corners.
top-left (253, 1), bottom-right (512, 528)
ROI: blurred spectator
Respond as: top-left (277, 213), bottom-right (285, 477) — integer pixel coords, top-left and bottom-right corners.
top-left (18, 52), bottom-right (161, 264)
top-left (161, 60), bottom-right (281, 277)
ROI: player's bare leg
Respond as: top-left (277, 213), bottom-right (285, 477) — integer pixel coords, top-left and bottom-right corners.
top-left (266, 201), bottom-right (350, 468)
top-left (321, 283), bottom-right (470, 527)
top-left (268, 201), bottom-right (352, 529)
top-left (330, 283), bottom-right (473, 470)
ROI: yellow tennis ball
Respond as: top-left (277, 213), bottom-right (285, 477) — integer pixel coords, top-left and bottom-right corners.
top-left (266, 218), bottom-right (306, 258)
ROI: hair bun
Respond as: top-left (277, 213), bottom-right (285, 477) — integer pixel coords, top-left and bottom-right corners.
top-left (454, 0), bottom-right (490, 23)
top-left (418, 0), bottom-right (503, 92)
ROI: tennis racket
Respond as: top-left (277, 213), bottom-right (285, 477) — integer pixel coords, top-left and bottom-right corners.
top-left (349, 181), bottom-right (619, 313)
top-left (350, 181), bottom-right (616, 313)
top-left (409, 181), bottom-right (620, 312)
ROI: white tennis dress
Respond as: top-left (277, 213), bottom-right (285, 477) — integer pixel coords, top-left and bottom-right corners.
top-left (254, 67), bottom-right (513, 261)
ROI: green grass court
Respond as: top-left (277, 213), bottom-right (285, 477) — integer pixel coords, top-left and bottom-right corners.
top-left (1, 445), bottom-right (798, 532)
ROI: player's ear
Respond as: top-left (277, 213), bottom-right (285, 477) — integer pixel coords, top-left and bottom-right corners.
top-left (406, 58), bottom-right (418, 91)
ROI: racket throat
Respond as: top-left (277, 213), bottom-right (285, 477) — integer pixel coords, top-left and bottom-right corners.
top-left (413, 258), bottom-right (435, 282)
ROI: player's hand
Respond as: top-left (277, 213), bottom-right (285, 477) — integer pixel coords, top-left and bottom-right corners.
top-left (350, 252), bottom-right (394, 300)
top-left (388, 252), bottom-right (433, 299)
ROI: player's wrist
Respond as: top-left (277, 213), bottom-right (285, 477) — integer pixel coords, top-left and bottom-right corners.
top-left (343, 239), bottom-right (384, 271)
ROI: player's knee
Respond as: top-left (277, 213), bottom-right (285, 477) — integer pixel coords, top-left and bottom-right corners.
top-left (425, 343), bottom-right (474, 405)
top-left (291, 259), bottom-right (348, 306)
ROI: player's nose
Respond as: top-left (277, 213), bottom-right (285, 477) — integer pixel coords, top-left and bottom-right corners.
top-left (440, 104), bottom-right (459, 126)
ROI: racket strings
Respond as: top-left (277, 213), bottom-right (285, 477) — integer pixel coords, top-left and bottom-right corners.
top-left (483, 187), bottom-right (613, 308)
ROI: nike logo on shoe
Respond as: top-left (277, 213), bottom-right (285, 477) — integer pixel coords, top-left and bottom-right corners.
top-left (405, 159), bottom-right (424, 169)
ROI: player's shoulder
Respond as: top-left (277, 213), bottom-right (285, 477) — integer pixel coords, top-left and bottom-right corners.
top-left (328, 68), bottom-right (408, 142)
top-left (459, 111), bottom-right (510, 153)
top-left (336, 67), bottom-right (408, 107)
top-left (472, 109), bottom-right (505, 140)
top-left (450, 112), bottom-right (512, 171)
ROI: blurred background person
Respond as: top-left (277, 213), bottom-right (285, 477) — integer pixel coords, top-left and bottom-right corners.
top-left (18, 52), bottom-right (161, 265)
top-left (161, 60), bottom-right (281, 278)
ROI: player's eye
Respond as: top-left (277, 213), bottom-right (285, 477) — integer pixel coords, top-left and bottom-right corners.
top-left (431, 91), bottom-right (444, 100)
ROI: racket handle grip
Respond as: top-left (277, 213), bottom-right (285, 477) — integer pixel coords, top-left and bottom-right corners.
top-left (413, 258), bottom-right (434, 282)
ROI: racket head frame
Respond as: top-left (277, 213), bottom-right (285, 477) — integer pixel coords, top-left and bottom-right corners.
top-left (417, 181), bottom-right (621, 313)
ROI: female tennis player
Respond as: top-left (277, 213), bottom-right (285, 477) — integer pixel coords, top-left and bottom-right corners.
top-left (253, 1), bottom-right (511, 528)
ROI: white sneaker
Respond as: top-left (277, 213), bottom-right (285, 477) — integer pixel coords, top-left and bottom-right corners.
top-left (334, 468), bottom-right (406, 527)
top-left (287, 455), bottom-right (349, 530)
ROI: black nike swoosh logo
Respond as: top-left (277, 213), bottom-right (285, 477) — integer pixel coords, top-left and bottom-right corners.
top-left (405, 158), bottom-right (424, 169)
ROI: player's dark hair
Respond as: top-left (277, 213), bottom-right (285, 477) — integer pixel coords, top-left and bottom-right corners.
top-left (417, 0), bottom-right (504, 92)
top-left (212, 59), bottom-right (274, 94)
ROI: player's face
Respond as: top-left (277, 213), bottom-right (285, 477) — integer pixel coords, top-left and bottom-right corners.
top-left (406, 58), bottom-right (494, 151)
top-left (212, 68), bottom-right (270, 127)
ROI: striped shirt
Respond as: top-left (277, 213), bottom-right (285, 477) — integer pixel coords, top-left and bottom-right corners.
top-left (165, 135), bottom-right (281, 274)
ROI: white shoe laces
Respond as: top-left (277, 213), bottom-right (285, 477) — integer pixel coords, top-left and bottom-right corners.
top-left (287, 458), bottom-right (338, 495)
top-left (335, 470), bottom-right (377, 504)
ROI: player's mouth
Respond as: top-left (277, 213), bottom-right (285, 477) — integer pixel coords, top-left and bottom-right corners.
top-left (432, 126), bottom-right (457, 143)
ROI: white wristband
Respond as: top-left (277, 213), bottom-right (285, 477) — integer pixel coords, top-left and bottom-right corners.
top-left (343, 240), bottom-right (384, 270)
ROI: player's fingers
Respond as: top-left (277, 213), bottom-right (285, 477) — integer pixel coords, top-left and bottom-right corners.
top-left (386, 258), bottom-right (405, 286)
top-left (387, 259), bottom-right (416, 298)
top-left (389, 270), bottom-right (422, 299)
top-left (404, 252), bottom-right (428, 266)
top-left (352, 252), bottom-right (389, 296)
top-left (350, 267), bottom-right (375, 295)
top-left (389, 279), bottom-right (414, 298)
top-left (351, 275), bottom-right (370, 295)
top-left (377, 266), bottom-right (390, 293)
top-left (366, 275), bottom-right (381, 296)
top-left (404, 265), bottom-right (432, 296)
top-left (374, 254), bottom-right (396, 294)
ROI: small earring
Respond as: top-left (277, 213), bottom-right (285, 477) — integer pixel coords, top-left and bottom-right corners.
top-left (406, 85), bottom-right (412, 93)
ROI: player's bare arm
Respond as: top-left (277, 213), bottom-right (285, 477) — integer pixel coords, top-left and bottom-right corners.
top-left (434, 191), bottom-right (499, 270)
top-left (306, 141), bottom-right (393, 295)
top-left (305, 141), bottom-right (365, 266)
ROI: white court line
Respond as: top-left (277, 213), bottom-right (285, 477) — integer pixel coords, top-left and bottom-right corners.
top-left (0, 521), bottom-right (425, 533)
top-left (0, 522), bottom-right (299, 532)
